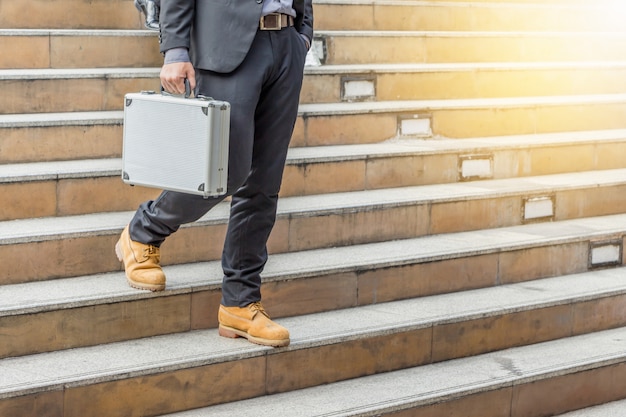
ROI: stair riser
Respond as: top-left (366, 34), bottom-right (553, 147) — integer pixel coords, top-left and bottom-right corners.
top-left (319, 34), bottom-right (626, 65)
top-left (7, 140), bottom-right (626, 220)
top-left (2, 298), bottom-right (625, 415)
top-left (299, 102), bottom-right (626, 142)
top-left (0, 0), bottom-right (141, 30)
top-left (3, 104), bottom-right (626, 155)
top-left (0, 35), bottom-right (50, 69)
top-left (302, 68), bottom-right (626, 104)
top-left (0, 77), bottom-right (159, 115)
top-left (0, 295), bottom-right (194, 359)
top-left (4, 32), bottom-right (626, 70)
top-left (3, 237), bottom-right (623, 359)
top-left (1, 179), bottom-right (159, 221)
top-left (4, 185), bottom-right (626, 283)
top-left (0, 34), bottom-right (160, 69)
top-left (7, 66), bottom-right (626, 114)
top-left (4, 120), bottom-right (626, 168)
top-left (0, 124), bottom-right (121, 164)
top-left (2, 0), bottom-right (623, 32)
top-left (315, 4), bottom-right (626, 32)
top-left (389, 364), bottom-right (626, 417)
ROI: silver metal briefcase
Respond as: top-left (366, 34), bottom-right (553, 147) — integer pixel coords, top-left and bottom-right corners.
top-left (122, 91), bottom-right (230, 198)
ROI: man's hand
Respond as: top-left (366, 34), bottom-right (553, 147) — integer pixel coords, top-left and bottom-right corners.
top-left (160, 61), bottom-right (196, 95)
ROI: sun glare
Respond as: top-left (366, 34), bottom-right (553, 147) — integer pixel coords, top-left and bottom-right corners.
top-left (607, 0), bottom-right (626, 14)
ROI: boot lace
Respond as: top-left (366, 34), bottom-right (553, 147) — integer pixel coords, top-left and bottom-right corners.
top-left (143, 245), bottom-right (160, 261)
top-left (248, 302), bottom-right (270, 318)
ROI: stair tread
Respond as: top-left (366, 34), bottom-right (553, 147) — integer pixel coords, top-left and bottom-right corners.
top-left (0, 67), bottom-right (159, 80)
top-left (315, 29), bottom-right (626, 36)
top-left (0, 158), bottom-right (121, 181)
top-left (2, 126), bottom-right (625, 176)
top-left (1, 94), bottom-right (624, 124)
top-left (159, 326), bottom-right (626, 416)
top-left (5, 126), bottom-right (626, 180)
top-left (299, 93), bottom-right (626, 115)
top-left (3, 168), bottom-right (626, 242)
top-left (5, 61), bottom-right (626, 77)
top-left (307, 60), bottom-right (626, 74)
top-left (3, 212), bottom-right (626, 315)
top-left (0, 110), bottom-right (122, 127)
top-left (315, 0), bottom-right (614, 7)
top-left (3, 27), bottom-right (625, 36)
top-left (2, 270), bottom-right (626, 398)
top-left (0, 29), bottom-right (156, 36)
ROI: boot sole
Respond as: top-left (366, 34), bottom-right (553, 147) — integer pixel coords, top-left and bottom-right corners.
top-left (115, 241), bottom-right (166, 292)
top-left (218, 325), bottom-right (290, 348)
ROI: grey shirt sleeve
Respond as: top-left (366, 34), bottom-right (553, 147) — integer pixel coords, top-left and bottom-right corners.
top-left (164, 47), bottom-right (190, 64)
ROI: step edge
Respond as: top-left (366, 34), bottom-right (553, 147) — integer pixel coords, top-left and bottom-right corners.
top-left (0, 111), bottom-right (123, 128)
top-left (2, 304), bottom-right (626, 402)
top-left (2, 218), bottom-right (626, 316)
top-left (4, 61), bottom-right (626, 78)
top-left (4, 169), bottom-right (626, 242)
top-left (159, 328), bottom-right (626, 417)
top-left (298, 93), bottom-right (626, 115)
top-left (305, 60), bottom-right (626, 74)
top-left (1, 94), bottom-right (624, 121)
top-left (6, 127), bottom-right (626, 179)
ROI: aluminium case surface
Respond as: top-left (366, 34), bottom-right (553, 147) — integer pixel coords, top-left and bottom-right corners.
top-left (122, 92), bottom-right (230, 198)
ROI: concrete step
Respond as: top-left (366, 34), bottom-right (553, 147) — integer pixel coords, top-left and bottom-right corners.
top-left (2, 214), bottom-right (626, 358)
top-left (158, 326), bottom-right (626, 417)
top-left (6, 61), bottom-right (626, 113)
top-left (0, 68), bottom-right (159, 114)
top-left (4, 29), bottom-right (626, 70)
top-left (314, 0), bottom-right (626, 32)
top-left (3, 170), bottom-right (626, 283)
top-left (2, 109), bottom-right (626, 174)
top-left (303, 61), bottom-right (626, 103)
top-left (0, 111), bottom-right (122, 164)
top-left (2, 272), bottom-right (626, 415)
top-left (0, 0), bottom-right (142, 30)
top-left (0, 30), bottom-right (160, 69)
top-left (4, 130), bottom-right (626, 220)
top-left (297, 94), bottom-right (626, 141)
top-left (428, 0), bottom-right (618, 3)
top-left (3, 94), bottom-right (626, 158)
top-left (2, 0), bottom-right (623, 32)
top-left (315, 30), bottom-right (626, 65)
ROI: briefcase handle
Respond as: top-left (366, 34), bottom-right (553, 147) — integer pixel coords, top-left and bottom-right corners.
top-left (156, 79), bottom-right (215, 102)
top-left (160, 78), bottom-right (192, 98)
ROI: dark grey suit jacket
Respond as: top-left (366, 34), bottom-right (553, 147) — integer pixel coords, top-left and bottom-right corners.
top-left (159, 0), bottom-right (314, 73)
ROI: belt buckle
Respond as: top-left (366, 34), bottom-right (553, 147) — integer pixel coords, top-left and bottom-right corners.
top-left (260, 13), bottom-right (281, 30)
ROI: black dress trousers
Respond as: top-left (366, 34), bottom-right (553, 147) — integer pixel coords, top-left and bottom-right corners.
top-left (129, 26), bottom-right (308, 306)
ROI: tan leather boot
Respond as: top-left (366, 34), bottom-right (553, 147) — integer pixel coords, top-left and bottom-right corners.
top-left (115, 225), bottom-right (166, 291)
top-left (218, 302), bottom-right (290, 347)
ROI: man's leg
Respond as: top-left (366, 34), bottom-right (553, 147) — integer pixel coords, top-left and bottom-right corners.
top-left (118, 171), bottom-right (231, 291)
top-left (217, 27), bottom-right (308, 347)
top-left (221, 27), bottom-right (308, 307)
top-left (118, 34), bottom-right (262, 291)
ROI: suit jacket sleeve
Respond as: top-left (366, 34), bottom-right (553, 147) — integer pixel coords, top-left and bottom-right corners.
top-left (295, 0), bottom-right (314, 42)
top-left (159, 0), bottom-right (195, 54)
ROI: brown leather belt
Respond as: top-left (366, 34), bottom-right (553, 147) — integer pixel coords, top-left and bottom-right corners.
top-left (259, 13), bottom-right (294, 30)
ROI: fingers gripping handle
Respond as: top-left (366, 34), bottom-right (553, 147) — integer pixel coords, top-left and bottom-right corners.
top-left (161, 78), bottom-right (192, 98)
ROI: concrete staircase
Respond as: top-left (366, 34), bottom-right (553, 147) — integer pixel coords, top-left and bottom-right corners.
top-left (2, 0), bottom-right (626, 415)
